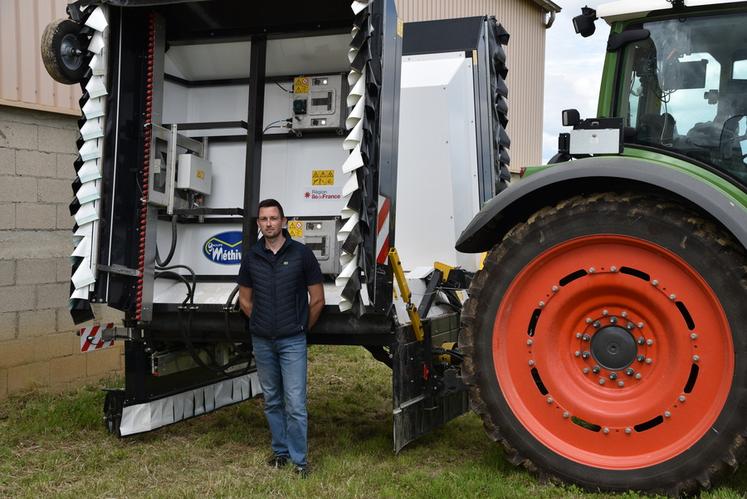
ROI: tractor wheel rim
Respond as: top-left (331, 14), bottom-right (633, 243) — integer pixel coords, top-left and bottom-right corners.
top-left (493, 235), bottom-right (733, 469)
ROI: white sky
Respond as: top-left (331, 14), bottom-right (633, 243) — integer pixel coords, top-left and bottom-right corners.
top-left (542, 1), bottom-right (610, 162)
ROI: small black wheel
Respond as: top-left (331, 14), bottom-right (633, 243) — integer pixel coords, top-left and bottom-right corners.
top-left (41, 18), bottom-right (88, 85)
top-left (103, 389), bottom-right (124, 437)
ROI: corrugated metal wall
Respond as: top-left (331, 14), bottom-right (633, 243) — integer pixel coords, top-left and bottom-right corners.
top-left (0, 0), bottom-right (80, 116)
top-left (396, 0), bottom-right (547, 170)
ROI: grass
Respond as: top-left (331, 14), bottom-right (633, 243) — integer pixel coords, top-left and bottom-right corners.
top-left (0, 345), bottom-right (746, 498)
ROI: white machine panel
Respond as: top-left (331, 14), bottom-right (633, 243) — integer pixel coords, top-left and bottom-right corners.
top-left (569, 128), bottom-right (622, 155)
top-left (396, 52), bottom-right (483, 272)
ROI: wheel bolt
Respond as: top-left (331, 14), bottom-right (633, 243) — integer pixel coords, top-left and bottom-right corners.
top-left (625, 368), bottom-right (635, 376)
top-left (610, 266), bottom-right (618, 273)
top-left (538, 301), bottom-right (545, 308)
top-left (621, 311), bottom-right (628, 318)
top-left (693, 355), bottom-right (700, 362)
top-left (626, 322), bottom-right (635, 330)
top-left (602, 427), bottom-right (610, 435)
top-left (589, 267), bottom-right (596, 273)
top-left (592, 365), bottom-right (600, 374)
top-left (625, 427), bottom-right (632, 435)
top-left (575, 332), bottom-right (582, 339)
top-left (593, 321), bottom-right (601, 329)
top-left (602, 309), bottom-right (609, 316)
top-left (637, 337), bottom-right (645, 345)
top-left (618, 381), bottom-right (625, 387)
top-left (527, 339), bottom-right (533, 346)
top-left (551, 285), bottom-right (559, 293)
top-left (610, 317), bottom-right (617, 324)
top-left (563, 411), bottom-right (570, 419)
top-left (586, 317), bottom-right (593, 324)
top-left (669, 294), bottom-right (677, 301)
top-left (599, 378), bottom-right (606, 385)
top-left (575, 350), bottom-right (581, 357)
top-left (645, 357), bottom-right (653, 365)
top-left (583, 367), bottom-right (590, 374)
top-left (690, 333), bottom-right (698, 340)
top-left (664, 411), bottom-right (671, 418)
top-left (636, 354), bottom-right (645, 362)
top-left (582, 334), bottom-right (591, 342)
top-left (635, 373), bottom-right (642, 380)
top-left (528, 360), bottom-right (535, 366)
top-left (582, 351), bottom-right (590, 359)
top-left (652, 279), bottom-right (659, 286)
top-left (638, 322), bottom-right (645, 329)
top-left (646, 339), bottom-right (654, 346)
top-left (547, 396), bottom-right (554, 404)
top-left (679, 395), bottom-right (686, 403)
top-left (609, 373), bottom-right (617, 380)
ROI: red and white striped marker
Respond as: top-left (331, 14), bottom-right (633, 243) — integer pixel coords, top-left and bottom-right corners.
top-left (376, 195), bottom-right (391, 264)
top-left (78, 323), bottom-right (115, 353)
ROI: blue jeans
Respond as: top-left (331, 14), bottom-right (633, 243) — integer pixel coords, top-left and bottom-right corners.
top-left (251, 333), bottom-right (308, 467)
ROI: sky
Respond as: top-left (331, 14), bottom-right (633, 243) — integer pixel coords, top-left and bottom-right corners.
top-left (542, 1), bottom-right (611, 162)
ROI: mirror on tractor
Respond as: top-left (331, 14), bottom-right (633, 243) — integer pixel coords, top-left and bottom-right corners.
top-left (562, 109), bottom-right (581, 127)
top-left (573, 7), bottom-right (597, 38)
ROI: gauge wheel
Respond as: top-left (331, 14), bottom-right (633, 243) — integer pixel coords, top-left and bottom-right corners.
top-left (461, 192), bottom-right (747, 495)
top-left (41, 18), bottom-right (88, 85)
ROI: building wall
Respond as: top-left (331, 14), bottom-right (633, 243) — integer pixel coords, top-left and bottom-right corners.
top-left (0, 105), bottom-right (123, 399)
top-left (0, 0), bottom-right (80, 116)
top-left (396, 0), bottom-right (548, 171)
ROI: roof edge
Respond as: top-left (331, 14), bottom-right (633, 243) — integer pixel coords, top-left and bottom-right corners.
top-left (531, 0), bottom-right (562, 13)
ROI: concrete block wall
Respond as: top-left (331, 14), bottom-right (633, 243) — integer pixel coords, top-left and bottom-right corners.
top-left (0, 105), bottom-right (123, 399)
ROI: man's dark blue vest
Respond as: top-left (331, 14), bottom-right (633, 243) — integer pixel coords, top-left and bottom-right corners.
top-left (242, 231), bottom-right (311, 339)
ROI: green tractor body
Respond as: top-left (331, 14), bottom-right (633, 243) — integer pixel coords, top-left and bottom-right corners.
top-left (458, 1), bottom-right (747, 494)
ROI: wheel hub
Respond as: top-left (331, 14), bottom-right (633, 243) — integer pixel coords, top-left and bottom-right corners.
top-left (590, 326), bottom-right (636, 371)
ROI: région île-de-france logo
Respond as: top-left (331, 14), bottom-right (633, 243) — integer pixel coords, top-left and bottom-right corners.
top-left (203, 231), bottom-right (242, 265)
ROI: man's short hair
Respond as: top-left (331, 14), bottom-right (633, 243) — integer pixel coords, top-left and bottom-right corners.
top-left (257, 198), bottom-right (285, 218)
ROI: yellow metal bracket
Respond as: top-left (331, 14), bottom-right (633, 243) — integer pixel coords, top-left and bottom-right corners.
top-left (389, 247), bottom-right (425, 342)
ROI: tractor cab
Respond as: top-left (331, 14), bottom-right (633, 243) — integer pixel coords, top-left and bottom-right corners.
top-left (557, 1), bottom-right (747, 187)
top-left (613, 5), bottom-right (747, 184)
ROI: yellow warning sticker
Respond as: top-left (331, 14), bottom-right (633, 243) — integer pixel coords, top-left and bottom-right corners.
top-left (293, 76), bottom-right (310, 94)
top-left (311, 169), bottom-right (335, 186)
top-left (196, 170), bottom-right (205, 180)
top-left (397, 18), bottom-right (404, 38)
top-left (288, 220), bottom-right (304, 238)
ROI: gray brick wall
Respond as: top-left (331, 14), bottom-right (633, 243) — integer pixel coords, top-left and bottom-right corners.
top-left (0, 105), bottom-right (123, 398)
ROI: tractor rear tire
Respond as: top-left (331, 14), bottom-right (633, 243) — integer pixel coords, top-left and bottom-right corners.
top-left (461, 192), bottom-right (747, 495)
top-left (41, 18), bottom-right (88, 85)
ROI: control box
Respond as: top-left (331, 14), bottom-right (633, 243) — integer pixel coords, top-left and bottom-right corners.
top-left (291, 74), bottom-right (346, 132)
top-left (286, 217), bottom-right (341, 275)
top-left (176, 153), bottom-right (212, 194)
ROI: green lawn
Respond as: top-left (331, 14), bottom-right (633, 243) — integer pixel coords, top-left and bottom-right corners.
top-left (1, 345), bottom-right (746, 498)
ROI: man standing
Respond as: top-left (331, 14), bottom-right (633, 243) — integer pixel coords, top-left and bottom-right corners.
top-left (237, 199), bottom-right (324, 477)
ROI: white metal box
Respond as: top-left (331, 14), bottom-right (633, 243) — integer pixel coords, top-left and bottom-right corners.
top-left (176, 153), bottom-right (212, 194)
top-left (291, 74), bottom-right (345, 131)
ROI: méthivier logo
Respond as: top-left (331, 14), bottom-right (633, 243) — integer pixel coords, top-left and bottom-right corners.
top-left (203, 231), bottom-right (242, 265)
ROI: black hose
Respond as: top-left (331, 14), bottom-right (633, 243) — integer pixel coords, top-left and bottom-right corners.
top-left (155, 215), bottom-right (178, 267)
top-left (155, 264), bottom-right (197, 304)
top-left (154, 271), bottom-right (193, 305)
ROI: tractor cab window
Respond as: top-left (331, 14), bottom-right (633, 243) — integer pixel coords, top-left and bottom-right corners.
top-left (618, 13), bottom-right (747, 184)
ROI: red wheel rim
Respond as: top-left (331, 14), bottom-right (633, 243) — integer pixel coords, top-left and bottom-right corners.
top-left (494, 235), bottom-right (733, 469)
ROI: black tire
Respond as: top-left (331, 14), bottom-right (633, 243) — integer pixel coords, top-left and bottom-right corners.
top-left (41, 19), bottom-right (88, 85)
top-left (461, 192), bottom-right (747, 495)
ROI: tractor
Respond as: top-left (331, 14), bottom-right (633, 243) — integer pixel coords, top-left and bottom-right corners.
top-left (457, 0), bottom-right (747, 494)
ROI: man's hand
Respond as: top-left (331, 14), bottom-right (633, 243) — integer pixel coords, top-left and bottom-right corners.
top-left (239, 285), bottom-right (253, 319)
top-left (307, 283), bottom-right (325, 330)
